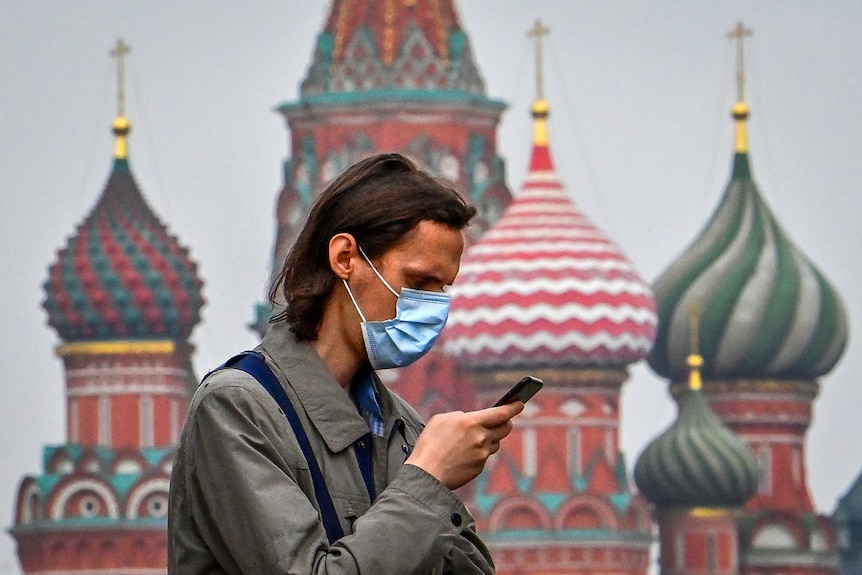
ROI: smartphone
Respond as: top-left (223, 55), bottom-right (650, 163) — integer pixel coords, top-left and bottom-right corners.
top-left (493, 376), bottom-right (544, 407)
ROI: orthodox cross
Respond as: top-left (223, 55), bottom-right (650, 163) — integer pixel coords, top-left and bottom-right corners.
top-left (527, 19), bottom-right (550, 100)
top-left (728, 21), bottom-right (753, 102)
top-left (110, 39), bottom-right (131, 116)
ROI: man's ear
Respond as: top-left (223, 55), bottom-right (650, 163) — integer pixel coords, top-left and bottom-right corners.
top-left (329, 233), bottom-right (358, 280)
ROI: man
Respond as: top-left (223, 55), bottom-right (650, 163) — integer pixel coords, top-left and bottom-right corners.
top-left (168, 153), bottom-right (523, 574)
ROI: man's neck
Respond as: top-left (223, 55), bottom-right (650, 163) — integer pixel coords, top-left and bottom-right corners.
top-left (312, 310), bottom-right (365, 393)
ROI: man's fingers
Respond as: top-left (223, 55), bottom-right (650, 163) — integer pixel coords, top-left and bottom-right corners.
top-left (474, 401), bottom-right (524, 428)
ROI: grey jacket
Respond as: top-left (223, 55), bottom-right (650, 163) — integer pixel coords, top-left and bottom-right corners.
top-left (168, 320), bottom-right (494, 574)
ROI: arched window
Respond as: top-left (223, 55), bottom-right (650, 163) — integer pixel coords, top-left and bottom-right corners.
top-left (752, 523), bottom-right (797, 549)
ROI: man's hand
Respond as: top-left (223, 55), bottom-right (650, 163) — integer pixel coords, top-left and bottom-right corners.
top-left (405, 402), bottom-right (524, 490)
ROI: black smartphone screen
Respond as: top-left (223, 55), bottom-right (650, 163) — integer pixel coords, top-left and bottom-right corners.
top-left (493, 376), bottom-right (544, 407)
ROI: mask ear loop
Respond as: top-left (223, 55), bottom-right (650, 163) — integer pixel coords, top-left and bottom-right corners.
top-left (358, 246), bottom-right (399, 297)
top-left (342, 279), bottom-right (367, 323)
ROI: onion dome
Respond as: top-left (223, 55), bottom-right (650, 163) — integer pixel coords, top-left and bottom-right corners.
top-left (444, 98), bottom-right (657, 368)
top-left (647, 97), bottom-right (848, 381)
top-left (300, 0), bottom-right (486, 97)
top-left (42, 115), bottom-right (204, 341)
top-left (634, 353), bottom-right (758, 508)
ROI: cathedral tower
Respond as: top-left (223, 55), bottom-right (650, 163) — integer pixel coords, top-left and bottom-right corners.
top-left (445, 20), bottom-right (657, 575)
top-left (255, 0), bottom-right (518, 416)
top-left (647, 22), bottom-right (847, 574)
top-left (636, 337), bottom-right (758, 574)
top-left (10, 41), bottom-right (204, 573)
top-left (264, 0), bottom-right (513, 322)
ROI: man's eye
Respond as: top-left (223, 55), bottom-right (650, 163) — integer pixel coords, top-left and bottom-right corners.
top-left (406, 276), bottom-right (448, 293)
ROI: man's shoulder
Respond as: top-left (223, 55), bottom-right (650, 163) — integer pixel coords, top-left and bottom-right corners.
top-left (189, 366), bottom-right (268, 412)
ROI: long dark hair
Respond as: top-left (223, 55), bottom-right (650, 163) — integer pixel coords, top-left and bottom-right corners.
top-left (270, 153), bottom-right (476, 340)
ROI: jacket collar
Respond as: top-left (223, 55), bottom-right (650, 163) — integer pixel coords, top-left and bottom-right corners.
top-left (259, 320), bottom-right (395, 453)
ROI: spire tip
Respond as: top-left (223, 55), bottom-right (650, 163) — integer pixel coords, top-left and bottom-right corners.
top-left (528, 20), bottom-right (551, 147)
top-left (727, 22), bottom-right (753, 153)
top-left (110, 40), bottom-right (132, 160)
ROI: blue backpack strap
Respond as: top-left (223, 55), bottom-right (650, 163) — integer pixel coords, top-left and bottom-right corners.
top-left (219, 351), bottom-right (345, 544)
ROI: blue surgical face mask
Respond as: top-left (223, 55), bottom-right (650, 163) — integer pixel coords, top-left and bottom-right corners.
top-left (342, 247), bottom-right (450, 370)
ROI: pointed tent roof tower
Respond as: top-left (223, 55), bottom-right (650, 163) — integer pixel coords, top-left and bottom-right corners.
top-left (262, 0), bottom-right (514, 336)
top-left (42, 40), bottom-right (204, 342)
top-left (647, 22), bottom-right (848, 381)
top-left (299, 0), bottom-right (486, 98)
top-left (445, 20), bottom-right (656, 368)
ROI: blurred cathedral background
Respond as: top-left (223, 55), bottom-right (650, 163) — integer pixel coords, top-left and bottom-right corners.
top-left (8, 1), bottom-right (861, 574)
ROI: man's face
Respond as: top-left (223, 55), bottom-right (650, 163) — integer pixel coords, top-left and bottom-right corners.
top-left (354, 220), bottom-right (464, 322)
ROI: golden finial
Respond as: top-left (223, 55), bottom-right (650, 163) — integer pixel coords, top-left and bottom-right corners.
top-left (727, 21), bottom-right (753, 153)
top-left (110, 38), bottom-right (132, 159)
top-left (687, 303), bottom-right (703, 391)
top-left (527, 19), bottom-right (551, 146)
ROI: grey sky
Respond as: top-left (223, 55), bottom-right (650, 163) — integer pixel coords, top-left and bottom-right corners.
top-left (2, 2), bottom-right (860, 571)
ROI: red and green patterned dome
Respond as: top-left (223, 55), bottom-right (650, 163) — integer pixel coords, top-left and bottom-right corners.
top-left (43, 118), bottom-right (204, 342)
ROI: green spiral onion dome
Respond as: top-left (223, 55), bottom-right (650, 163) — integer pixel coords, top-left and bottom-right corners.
top-left (634, 354), bottom-right (758, 508)
top-left (648, 102), bottom-right (848, 381)
top-left (42, 117), bottom-right (205, 341)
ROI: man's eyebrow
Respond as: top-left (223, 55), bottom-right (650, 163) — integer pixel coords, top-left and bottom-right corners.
top-left (406, 270), bottom-right (447, 285)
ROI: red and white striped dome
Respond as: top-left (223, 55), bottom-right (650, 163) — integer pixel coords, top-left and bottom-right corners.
top-left (445, 102), bottom-right (657, 369)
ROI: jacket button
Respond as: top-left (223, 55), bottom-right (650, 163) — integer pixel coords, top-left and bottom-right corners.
top-left (450, 513), bottom-right (462, 527)
top-left (357, 439), bottom-right (367, 450)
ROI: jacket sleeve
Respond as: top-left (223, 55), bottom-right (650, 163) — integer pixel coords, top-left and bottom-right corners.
top-left (184, 378), bottom-right (495, 574)
top-left (346, 464), bottom-right (495, 575)
top-left (385, 400), bottom-right (496, 575)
